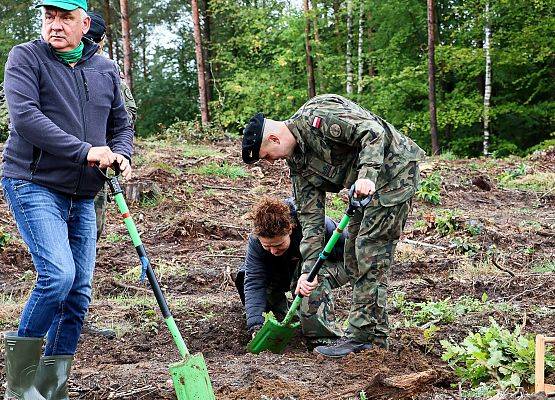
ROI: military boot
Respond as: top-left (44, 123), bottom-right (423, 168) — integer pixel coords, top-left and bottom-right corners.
top-left (34, 356), bottom-right (73, 400)
top-left (313, 338), bottom-right (372, 358)
top-left (3, 332), bottom-right (45, 400)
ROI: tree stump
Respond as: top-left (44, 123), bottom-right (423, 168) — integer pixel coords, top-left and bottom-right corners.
top-left (119, 180), bottom-right (161, 204)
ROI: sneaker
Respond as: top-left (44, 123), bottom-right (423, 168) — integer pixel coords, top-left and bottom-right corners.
top-left (313, 338), bottom-right (372, 358)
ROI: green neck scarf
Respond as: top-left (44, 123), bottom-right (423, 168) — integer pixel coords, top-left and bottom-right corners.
top-left (54, 41), bottom-right (84, 64)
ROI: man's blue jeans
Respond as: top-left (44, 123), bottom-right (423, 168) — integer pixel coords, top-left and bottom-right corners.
top-left (1, 177), bottom-right (96, 356)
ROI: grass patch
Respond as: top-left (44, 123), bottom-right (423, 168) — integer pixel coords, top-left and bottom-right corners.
top-left (503, 172), bottom-right (555, 192)
top-left (532, 259), bottom-right (555, 273)
top-left (193, 162), bottom-right (248, 180)
top-left (451, 258), bottom-right (502, 281)
top-left (152, 161), bottom-right (181, 175)
top-left (182, 145), bottom-right (222, 159)
top-left (326, 194), bottom-right (346, 221)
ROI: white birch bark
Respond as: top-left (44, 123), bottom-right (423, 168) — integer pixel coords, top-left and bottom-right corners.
top-left (483, 1), bottom-right (492, 156)
top-left (346, 0), bottom-right (353, 94)
top-left (357, 1), bottom-right (364, 95)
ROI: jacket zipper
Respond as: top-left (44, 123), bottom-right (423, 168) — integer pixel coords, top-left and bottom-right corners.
top-left (72, 67), bottom-right (87, 194)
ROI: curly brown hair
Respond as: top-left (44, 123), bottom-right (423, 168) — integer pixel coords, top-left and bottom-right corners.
top-left (251, 197), bottom-right (293, 238)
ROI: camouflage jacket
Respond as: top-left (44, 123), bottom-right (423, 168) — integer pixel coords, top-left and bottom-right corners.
top-left (285, 94), bottom-right (426, 273)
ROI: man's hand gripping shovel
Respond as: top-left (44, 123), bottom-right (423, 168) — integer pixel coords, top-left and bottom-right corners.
top-left (98, 162), bottom-right (216, 400)
top-left (247, 186), bottom-right (372, 354)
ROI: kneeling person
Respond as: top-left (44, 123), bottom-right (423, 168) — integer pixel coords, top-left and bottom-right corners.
top-left (235, 197), bottom-right (350, 344)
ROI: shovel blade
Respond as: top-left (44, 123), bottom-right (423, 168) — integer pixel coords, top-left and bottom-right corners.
top-left (247, 313), bottom-right (300, 354)
top-left (169, 353), bottom-right (215, 400)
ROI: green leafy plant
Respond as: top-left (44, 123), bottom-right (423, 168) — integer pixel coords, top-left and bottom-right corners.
top-left (416, 172), bottom-right (442, 205)
top-left (441, 318), bottom-right (555, 391)
top-left (434, 209), bottom-right (461, 236)
top-left (452, 237), bottom-right (481, 255)
top-left (358, 391), bottom-right (367, 400)
top-left (392, 292), bottom-right (488, 327)
top-left (532, 260), bottom-right (555, 273)
top-left (193, 162), bottom-right (249, 180)
top-left (497, 164), bottom-right (528, 186)
top-left (0, 230), bottom-right (12, 251)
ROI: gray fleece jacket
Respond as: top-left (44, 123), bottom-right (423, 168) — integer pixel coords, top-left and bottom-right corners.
top-left (2, 38), bottom-right (133, 196)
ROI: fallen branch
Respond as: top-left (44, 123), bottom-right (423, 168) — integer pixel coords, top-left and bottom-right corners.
top-left (110, 279), bottom-right (150, 294)
top-left (201, 184), bottom-right (247, 191)
top-left (491, 257), bottom-right (516, 277)
top-left (403, 239), bottom-right (447, 250)
top-left (107, 385), bottom-right (157, 399)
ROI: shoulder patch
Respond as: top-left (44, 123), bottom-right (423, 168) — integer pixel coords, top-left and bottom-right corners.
top-left (311, 116), bottom-right (322, 129)
top-left (329, 123), bottom-right (342, 138)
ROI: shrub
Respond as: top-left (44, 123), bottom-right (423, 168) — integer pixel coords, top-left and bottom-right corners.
top-left (441, 318), bottom-right (555, 391)
top-left (416, 172), bottom-right (442, 205)
top-left (161, 121), bottom-right (229, 144)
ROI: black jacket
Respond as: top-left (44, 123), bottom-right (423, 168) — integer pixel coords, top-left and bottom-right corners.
top-left (2, 39), bottom-right (133, 196)
top-left (240, 199), bottom-right (347, 329)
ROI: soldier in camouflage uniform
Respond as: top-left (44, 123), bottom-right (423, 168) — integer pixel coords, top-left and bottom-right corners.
top-left (235, 197), bottom-right (350, 345)
top-left (84, 12), bottom-right (137, 241)
top-left (241, 94), bottom-right (425, 357)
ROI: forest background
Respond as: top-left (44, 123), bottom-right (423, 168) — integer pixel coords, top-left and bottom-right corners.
top-left (0, 0), bottom-right (553, 157)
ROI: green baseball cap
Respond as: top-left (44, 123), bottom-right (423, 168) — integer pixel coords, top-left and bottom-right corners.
top-left (36, 0), bottom-right (88, 11)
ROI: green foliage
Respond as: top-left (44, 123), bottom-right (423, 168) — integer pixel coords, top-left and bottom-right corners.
top-left (416, 173), bottom-right (442, 205)
top-left (434, 209), bottom-right (461, 236)
top-left (358, 391), bottom-right (367, 400)
top-left (441, 318), bottom-right (555, 391)
top-left (526, 138), bottom-right (555, 155)
top-left (497, 164), bottom-right (528, 186)
top-left (452, 237), bottom-right (481, 256)
top-left (193, 162), bottom-right (248, 180)
top-left (392, 292), bottom-right (488, 327)
top-left (503, 172), bottom-right (555, 192)
top-left (532, 260), bottom-right (555, 273)
top-left (326, 195), bottom-right (346, 221)
top-left (182, 145), bottom-right (222, 159)
top-left (0, 230), bottom-right (11, 251)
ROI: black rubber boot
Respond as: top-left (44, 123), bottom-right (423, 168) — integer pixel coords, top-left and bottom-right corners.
top-left (313, 338), bottom-right (372, 358)
top-left (34, 356), bottom-right (73, 400)
top-left (3, 332), bottom-right (46, 400)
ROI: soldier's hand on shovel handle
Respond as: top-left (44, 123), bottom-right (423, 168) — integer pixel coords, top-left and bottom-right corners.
top-left (295, 273), bottom-right (318, 297)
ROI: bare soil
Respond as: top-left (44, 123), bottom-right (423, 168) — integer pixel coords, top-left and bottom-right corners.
top-left (1, 140), bottom-right (554, 399)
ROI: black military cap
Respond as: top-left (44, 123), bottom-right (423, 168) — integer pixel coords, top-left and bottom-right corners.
top-left (85, 12), bottom-right (106, 44)
top-left (241, 112), bottom-right (265, 164)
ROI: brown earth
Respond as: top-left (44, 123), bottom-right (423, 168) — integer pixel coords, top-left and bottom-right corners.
top-left (0, 139), bottom-right (554, 399)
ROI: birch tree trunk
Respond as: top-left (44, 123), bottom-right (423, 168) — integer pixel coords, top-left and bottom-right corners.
top-left (483, 1), bottom-right (492, 156)
top-left (103, 0), bottom-right (114, 59)
top-left (346, 0), bottom-right (353, 95)
top-left (191, 0), bottom-right (210, 124)
top-left (304, 0), bottom-right (316, 98)
top-left (427, 0), bottom-right (440, 155)
top-left (119, 0), bottom-right (133, 92)
top-left (357, 1), bottom-right (364, 95)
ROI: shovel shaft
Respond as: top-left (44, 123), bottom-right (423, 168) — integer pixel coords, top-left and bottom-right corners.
top-left (281, 207), bottom-right (354, 326)
top-left (108, 178), bottom-right (191, 358)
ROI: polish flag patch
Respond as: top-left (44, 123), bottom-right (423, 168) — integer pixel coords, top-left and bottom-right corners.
top-left (312, 116), bottom-right (322, 129)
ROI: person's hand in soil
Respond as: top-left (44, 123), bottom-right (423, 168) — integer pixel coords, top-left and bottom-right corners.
top-left (295, 273), bottom-right (318, 296)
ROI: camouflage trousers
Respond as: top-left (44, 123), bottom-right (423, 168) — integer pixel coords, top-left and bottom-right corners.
top-left (94, 185), bottom-right (108, 242)
top-left (268, 261), bottom-right (351, 340)
top-left (344, 199), bottom-right (412, 347)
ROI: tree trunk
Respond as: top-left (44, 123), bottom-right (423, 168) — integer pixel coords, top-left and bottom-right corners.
top-left (366, 10), bottom-right (375, 78)
top-left (191, 0), bottom-right (210, 124)
top-left (332, 0), bottom-right (342, 54)
top-left (346, 0), bottom-right (353, 94)
top-left (200, 0), bottom-right (212, 103)
top-left (141, 29), bottom-right (147, 81)
top-left (357, 2), bottom-right (364, 95)
top-left (304, 0), bottom-right (316, 98)
top-left (483, 1), bottom-right (492, 156)
top-left (103, 0), bottom-right (114, 59)
top-left (310, 0), bottom-right (320, 43)
top-left (119, 0), bottom-right (133, 92)
top-left (427, 0), bottom-right (440, 155)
